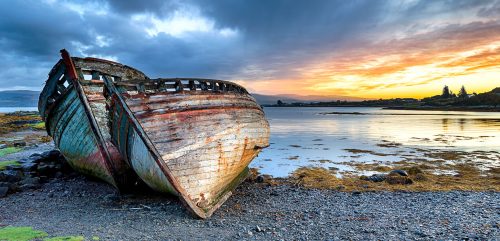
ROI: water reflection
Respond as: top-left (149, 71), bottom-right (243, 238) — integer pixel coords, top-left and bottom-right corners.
top-left (442, 118), bottom-right (449, 131)
top-left (250, 107), bottom-right (500, 177)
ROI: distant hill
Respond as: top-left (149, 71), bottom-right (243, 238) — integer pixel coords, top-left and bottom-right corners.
top-left (0, 90), bottom-right (40, 107)
top-left (453, 87), bottom-right (500, 107)
top-left (251, 93), bottom-right (366, 105)
top-left (0, 90), bottom-right (367, 107)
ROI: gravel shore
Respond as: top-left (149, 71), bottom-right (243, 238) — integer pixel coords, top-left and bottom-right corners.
top-left (1, 175), bottom-right (498, 240)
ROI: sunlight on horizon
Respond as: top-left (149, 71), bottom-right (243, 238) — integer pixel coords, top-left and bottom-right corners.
top-left (240, 40), bottom-right (500, 99)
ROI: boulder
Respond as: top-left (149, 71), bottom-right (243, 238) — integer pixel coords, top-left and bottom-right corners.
top-left (45, 150), bottom-right (62, 161)
top-left (13, 141), bottom-right (26, 147)
top-left (360, 174), bottom-right (387, 182)
top-left (27, 154), bottom-right (44, 164)
top-left (20, 183), bottom-right (41, 191)
top-left (389, 170), bottom-right (408, 177)
top-left (256, 175), bottom-right (265, 183)
top-left (0, 170), bottom-right (23, 183)
top-left (29, 153), bottom-right (43, 160)
top-left (19, 177), bottom-right (40, 186)
top-left (54, 172), bottom-right (63, 178)
top-left (5, 164), bottom-right (23, 171)
top-left (37, 164), bottom-right (55, 176)
top-left (0, 186), bottom-right (8, 197)
top-left (0, 182), bottom-right (19, 192)
top-left (22, 162), bottom-right (38, 172)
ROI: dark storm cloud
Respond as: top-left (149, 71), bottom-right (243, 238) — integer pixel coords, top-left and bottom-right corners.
top-left (0, 0), bottom-right (498, 90)
top-left (105, 0), bottom-right (169, 14)
top-left (0, 0), bottom-right (95, 89)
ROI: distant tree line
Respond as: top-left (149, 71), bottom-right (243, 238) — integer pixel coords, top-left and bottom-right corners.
top-left (440, 85), bottom-right (472, 99)
top-left (270, 85), bottom-right (500, 109)
top-left (423, 85), bottom-right (500, 107)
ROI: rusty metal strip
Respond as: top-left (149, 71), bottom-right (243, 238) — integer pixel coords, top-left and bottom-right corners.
top-left (60, 49), bottom-right (119, 189)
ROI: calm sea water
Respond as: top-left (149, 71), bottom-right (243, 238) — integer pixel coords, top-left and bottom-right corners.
top-left (0, 107), bottom-right (38, 113)
top-left (2, 106), bottom-right (498, 177)
top-left (250, 107), bottom-right (500, 177)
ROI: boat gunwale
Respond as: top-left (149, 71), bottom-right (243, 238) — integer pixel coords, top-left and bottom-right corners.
top-left (112, 77), bottom-right (249, 95)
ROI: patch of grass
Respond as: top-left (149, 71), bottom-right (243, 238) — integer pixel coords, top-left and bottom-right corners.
top-left (40, 136), bottom-right (53, 143)
top-left (292, 167), bottom-right (342, 189)
top-left (0, 226), bottom-right (89, 241)
top-left (29, 122), bottom-right (46, 130)
top-left (376, 141), bottom-right (402, 148)
top-left (0, 160), bottom-right (20, 170)
top-left (92, 237), bottom-right (100, 241)
top-left (289, 163), bottom-right (500, 192)
top-left (0, 113), bottom-right (42, 135)
top-left (0, 147), bottom-right (21, 157)
top-left (423, 150), bottom-right (467, 161)
top-left (44, 236), bottom-right (85, 241)
top-left (0, 226), bottom-right (48, 241)
top-left (311, 159), bottom-right (333, 164)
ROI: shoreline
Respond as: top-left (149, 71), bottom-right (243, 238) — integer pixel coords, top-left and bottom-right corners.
top-left (1, 110), bottom-right (499, 239)
top-left (384, 106), bottom-right (500, 112)
top-left (1, 174), bottom-right (499, 240)
top-left (262, 105), bottom-right (500, 112)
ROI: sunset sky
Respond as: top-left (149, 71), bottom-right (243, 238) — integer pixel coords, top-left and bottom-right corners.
top-left (0, 0), bottom-right (499, 99)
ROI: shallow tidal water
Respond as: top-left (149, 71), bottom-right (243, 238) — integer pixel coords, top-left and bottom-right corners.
top-left (250, 107), bottom-right (500, 177)
top-left (0, 107), bottom-right (38, 113)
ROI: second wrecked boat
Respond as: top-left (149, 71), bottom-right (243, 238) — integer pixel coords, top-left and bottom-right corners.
top-left (39, 50), bottom-right (270, 218)
top-left (39, 50), bottom-right (145, 190)
top-left (103, 77), bottom-right (270, 218)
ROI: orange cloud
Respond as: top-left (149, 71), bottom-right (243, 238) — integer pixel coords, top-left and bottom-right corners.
top-left (243, 20), bottom-right (500, 99)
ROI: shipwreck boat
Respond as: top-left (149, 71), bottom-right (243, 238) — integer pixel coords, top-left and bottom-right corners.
top-left (103, 76), bottom-right (270, 218)
top-left (38, 50), bottom-right (146, 189)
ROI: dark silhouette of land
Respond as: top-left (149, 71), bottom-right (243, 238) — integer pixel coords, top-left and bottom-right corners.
top-left (264, 86), bottom-right (500, 111)
top-left (0, 90), bottom-right (40, 107)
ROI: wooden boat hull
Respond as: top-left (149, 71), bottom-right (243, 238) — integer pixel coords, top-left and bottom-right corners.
top-left (38, 50), bottom-right (146, 190)
top-left (105, 78), bottom-right (270, 218)
top-left (45, 87), bottom-right (118, 184)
